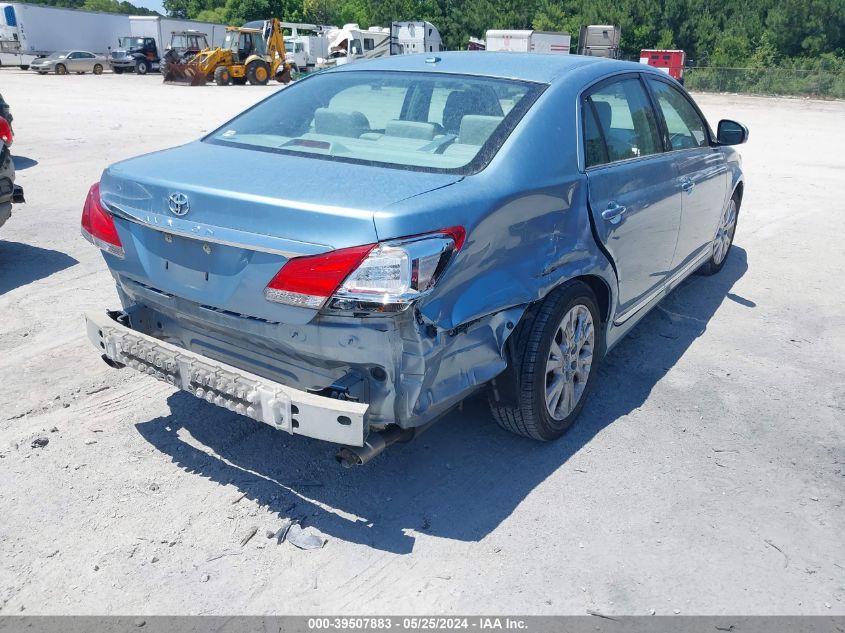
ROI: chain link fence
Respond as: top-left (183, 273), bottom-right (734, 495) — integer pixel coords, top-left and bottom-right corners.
top-left (684, 66), bottom-right (845, 98)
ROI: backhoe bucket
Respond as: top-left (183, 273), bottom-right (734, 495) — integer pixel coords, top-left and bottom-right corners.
top-left (163, 63), bottom-right (207, 86)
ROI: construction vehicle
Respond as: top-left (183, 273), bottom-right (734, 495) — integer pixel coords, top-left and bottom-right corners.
top-left (164, 18), bottom-right (291, 86)
top-left (160, 30), bottom-right (210, 77)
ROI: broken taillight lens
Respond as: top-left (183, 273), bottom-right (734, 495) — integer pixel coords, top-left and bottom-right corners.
top-left (264, 227), bottom-right (465, 312)
top-left (81, 182), bottom-right (125, 259)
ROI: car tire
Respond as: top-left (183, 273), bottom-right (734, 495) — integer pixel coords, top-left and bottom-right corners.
top-left (214, 66), bottom-right (232, 86)
top-left (136, 60), bottom-right (149, 75)
top-left (246, 60), bottom-right (270, 85)
top-left (93, 64), bottom-right (103, 75)
top-left (697, 194), bottom-right (739, 276)
top-left (55, 63), bottom-right (67, 75)
top-left (488, 281), bottom-right (603, 441)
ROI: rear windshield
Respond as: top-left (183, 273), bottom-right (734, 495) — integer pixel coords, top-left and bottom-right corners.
top-left (205, 70), bottom-right (544, 174)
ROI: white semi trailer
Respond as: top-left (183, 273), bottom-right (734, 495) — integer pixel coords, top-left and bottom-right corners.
top-left (0, 2), bottom-right (128, 68)
top-left (485, 29), bottom-right (571, 54)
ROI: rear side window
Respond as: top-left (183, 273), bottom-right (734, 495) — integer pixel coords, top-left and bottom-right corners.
top-left (584, 78), bottom-right (661, 165)
top-left (583, 101), bottom-right (608, 167)
top-left (647, 79), bottom-right (709, 150)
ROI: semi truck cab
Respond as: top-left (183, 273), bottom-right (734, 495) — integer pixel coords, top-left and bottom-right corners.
top-left (110, 36), bottom-right (158, 74)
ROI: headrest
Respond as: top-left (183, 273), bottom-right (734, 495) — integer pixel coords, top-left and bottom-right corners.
top-left (314, 108), bottom-right (370, 137)
top-left (458, 115), bottom-right (503, 146)
top-left (385, 120), bottom-right (437, 140)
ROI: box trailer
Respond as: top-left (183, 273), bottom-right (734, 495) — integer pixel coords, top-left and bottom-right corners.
top-left (640, 49), bottom-right (686, 83)
top-left (390, 21), bottom-right (442, 55)
top-left (109, 15), bottom-right (227, 74)
top-left (485, 30), bottom-right (571, 54)
top-left (0, 2), bottom-right (128, 68)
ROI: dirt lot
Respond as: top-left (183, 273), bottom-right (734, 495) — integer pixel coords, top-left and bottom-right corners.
top-left (0, 69), bottom-right (843, 615)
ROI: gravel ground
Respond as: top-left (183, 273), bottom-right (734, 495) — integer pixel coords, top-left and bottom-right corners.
top-left (0, 69), bottom-right (843, 615)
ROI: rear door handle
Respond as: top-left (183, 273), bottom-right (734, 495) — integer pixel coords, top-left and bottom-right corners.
top-left (681, 178), bottom-right (695, 193)
top-left (601, 202), bottom-right (627, 224)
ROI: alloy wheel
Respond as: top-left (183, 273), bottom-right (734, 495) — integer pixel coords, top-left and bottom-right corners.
top-left (713, 199), bottom-right (737, 265)
top-left (545, 304), bottom-right (595, 420)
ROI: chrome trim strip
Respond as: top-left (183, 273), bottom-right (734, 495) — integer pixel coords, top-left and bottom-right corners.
top-left (613, 249), bottom-right (711, 325)
top-left (104, 202), bottom-right (331, 259)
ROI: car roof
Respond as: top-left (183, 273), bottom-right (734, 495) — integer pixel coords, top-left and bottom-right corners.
top-left (330, 51), bottom-right (646, 84)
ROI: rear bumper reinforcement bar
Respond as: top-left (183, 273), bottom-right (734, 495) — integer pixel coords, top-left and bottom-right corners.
top-left (85, 311), bottom-right (368, 446)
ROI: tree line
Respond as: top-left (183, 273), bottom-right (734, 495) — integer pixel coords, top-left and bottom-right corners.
top-left (24, 0), bottom-right (845, 69)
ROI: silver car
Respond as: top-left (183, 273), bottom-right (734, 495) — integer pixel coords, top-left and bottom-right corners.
top-left (31, 50), bottom-right (106, 75)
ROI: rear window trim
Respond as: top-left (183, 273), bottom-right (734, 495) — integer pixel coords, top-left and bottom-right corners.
top-left (203, 70), bottom-right (548, 176)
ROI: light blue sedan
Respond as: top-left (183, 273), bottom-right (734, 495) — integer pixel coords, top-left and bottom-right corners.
top-left (82, 52), bottom-right (747, 465)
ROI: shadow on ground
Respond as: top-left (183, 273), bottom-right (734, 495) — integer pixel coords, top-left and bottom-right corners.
top-left (135, 247), bottom-right (750, 554)
top-left (0, 241), bottom-right (78, 295)
top-left (11, 156), bottom-right (37, 170)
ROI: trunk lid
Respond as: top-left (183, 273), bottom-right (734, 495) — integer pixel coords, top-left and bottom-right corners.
top-left (100, 141), bottom-right (461, 324)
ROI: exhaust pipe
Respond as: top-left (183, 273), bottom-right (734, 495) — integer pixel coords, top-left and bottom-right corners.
top-left (336, 425), bottom-right (415, 468)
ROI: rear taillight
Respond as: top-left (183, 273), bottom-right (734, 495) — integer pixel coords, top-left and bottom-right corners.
top-left (0, 117), bottom-right (12, 146)
top-left (81, 182), bottom-right (125, 259)
top-left (264, 226), bottom-right (465, 312)
top-left (264, 243), bottom-right (376, 308)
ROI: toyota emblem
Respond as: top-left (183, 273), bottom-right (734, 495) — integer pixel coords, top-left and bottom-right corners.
top-left (168, 192), bottom-right (190, 216)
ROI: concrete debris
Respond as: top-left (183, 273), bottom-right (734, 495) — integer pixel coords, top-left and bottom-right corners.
top-left (239, 526), bottom-right (258, 547)
top-left (31, 437), bottom-right (49, 449)
top-left (200, 573), bottom-right (210, 583)
top-left (286, 523), bottom-right (327, 550)
top-left (206, 550), bottom-right (241, 562)
top-left (273, 518), bottom-right (296, 544)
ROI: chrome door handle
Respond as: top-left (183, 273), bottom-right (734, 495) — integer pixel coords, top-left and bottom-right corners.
top-left (681, 178), bottom-right (695, 193)
top-left (601, 202), bottom-right (627, 224)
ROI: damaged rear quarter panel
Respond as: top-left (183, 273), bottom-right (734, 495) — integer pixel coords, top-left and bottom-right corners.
top-left (375, 78), bottom-right (617, 334)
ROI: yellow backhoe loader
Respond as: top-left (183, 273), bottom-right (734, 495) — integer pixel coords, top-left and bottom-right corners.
top-left (164, 18), bottom-right (293, 86)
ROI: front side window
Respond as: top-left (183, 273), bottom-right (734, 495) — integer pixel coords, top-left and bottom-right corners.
top-left (647, 79), bottom-right (709, 150)
top-left (207, 71), bottom-right (543, 174)
top-left (585, 78), bottom-right (661, 164)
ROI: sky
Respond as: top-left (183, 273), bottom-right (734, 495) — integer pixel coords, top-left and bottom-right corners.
top-left (132, 0), bottom-right (167, 15)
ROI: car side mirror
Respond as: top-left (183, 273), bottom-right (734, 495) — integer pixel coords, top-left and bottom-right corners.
top-left (717, 119), bottom-right (748, 145)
